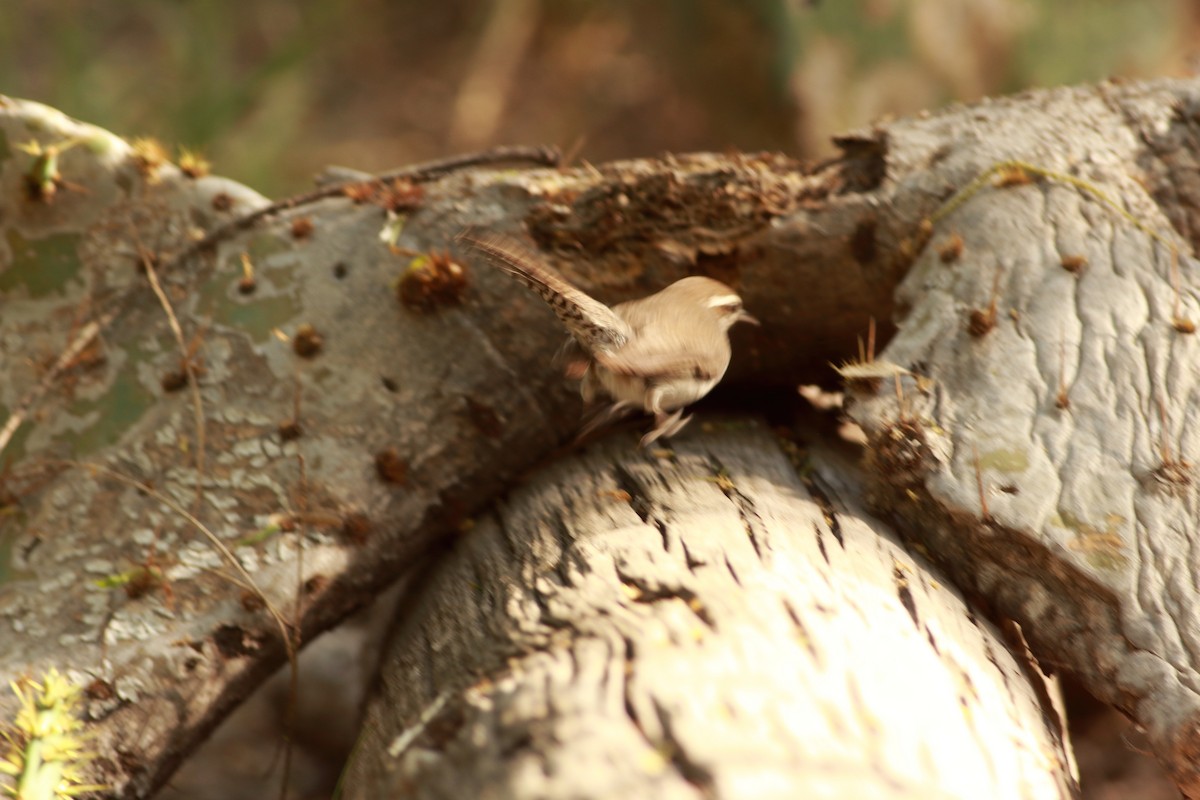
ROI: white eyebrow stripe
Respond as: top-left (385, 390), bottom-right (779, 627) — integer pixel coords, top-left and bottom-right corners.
top-left (706, 294), bottom-right (741, 308)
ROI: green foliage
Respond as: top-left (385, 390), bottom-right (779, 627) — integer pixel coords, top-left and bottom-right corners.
top-left (0, 0), bottom-right (1187, 193)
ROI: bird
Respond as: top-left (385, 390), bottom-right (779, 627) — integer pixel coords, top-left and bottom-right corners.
top-left (460, 231), bottom-right (758, 446)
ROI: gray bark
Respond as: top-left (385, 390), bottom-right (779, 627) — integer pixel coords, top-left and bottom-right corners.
top-left (341, 427), bottom-right (1077, 800)
top-left (0, 77), bottom-right (1197, 796)
top-left (844, 80), bottom-right (1200, 794)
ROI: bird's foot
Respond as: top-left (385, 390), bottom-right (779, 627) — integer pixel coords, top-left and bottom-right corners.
top-left (640, 409), bottom-right (692, 448)
top-left (574, 401), bottom-right (637, 443)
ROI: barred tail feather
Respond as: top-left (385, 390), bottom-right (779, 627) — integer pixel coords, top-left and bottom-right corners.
top-left (458, 230), bottom-right (631, 352)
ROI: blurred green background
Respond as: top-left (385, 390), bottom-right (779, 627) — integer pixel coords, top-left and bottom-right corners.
top-left (0, 0), bottom-right (1192, 197)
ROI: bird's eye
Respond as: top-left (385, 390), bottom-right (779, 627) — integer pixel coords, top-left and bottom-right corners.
top-left (706, 293), bottom-right (743, 314)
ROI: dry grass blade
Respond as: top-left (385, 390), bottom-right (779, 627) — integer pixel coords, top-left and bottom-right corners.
top-left (71, 460), bottom-right (297, 664)
top-left (138, 240), bottom-right (207, 513)
top-left (0, 312), bottom-right (116, 460)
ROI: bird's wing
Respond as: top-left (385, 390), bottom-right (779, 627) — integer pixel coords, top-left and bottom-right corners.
top-left (459, 231), bottom-right (630, 352)
top-left (594, 294), bottom-right (730, 382)
top-left (593, 348), bottom-right (717, 381)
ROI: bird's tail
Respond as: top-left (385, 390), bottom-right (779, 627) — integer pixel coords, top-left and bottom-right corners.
top-left (458, 230), bottom-right (630, 352)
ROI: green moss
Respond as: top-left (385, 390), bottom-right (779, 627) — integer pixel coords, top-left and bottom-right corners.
top-left (0, 231), bottom-right (84, 298)
top-left (978, 447), bottom-right (1029, 473)
top-left (59, 341), bottom-right (157, 457)
top-left (0, 508), bottom-right (33, 587)
top-left (1053, 510), bottom-right (1129, 572)
top-left (194, 236), bottom-right (300, 344)
top-left (1083, 549), bottom-right (1130, 571)
top-left (215, 293), bottom-right (299, 344)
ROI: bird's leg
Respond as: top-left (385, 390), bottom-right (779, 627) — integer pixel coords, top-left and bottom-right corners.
top-left (575, 401), bottom-right (636, 443)
top-left (640, 408), bottom-right (691, 448)
top-left (640, 388), bottom-right (674, 447)
top-left (659, 410), bottom-right (693, 438)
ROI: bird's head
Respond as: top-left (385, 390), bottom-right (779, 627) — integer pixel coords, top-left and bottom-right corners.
top-left (668, 276), bottom-right (759, 332)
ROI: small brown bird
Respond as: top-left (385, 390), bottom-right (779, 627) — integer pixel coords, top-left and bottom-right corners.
top-left (461, 232), bottom-right (758, 446)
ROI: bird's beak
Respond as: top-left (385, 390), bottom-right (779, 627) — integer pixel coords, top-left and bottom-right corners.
top-left (736, 311), bottom-right (761, 327)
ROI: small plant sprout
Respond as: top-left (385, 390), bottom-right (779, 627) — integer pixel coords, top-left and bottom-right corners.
top-left (237, 252), bottom-right (257, 294)
top-left (374, 179), bottom-right (424, 213)
top-left (378, 211), bottom-right (405, 249)
top-left (95, 526), bottom-right (176, 607)
top-left (129, 137), bottom-right (169, 183)
top-left (834, 361), bottom-right (909, 393)
top-left (397, 252), bottom-right (469, 312)
top-left (177, 147), bottom-right (211, 179)
top-left (16, 137), bottom-right (87, 202)
top-left (834, 318), bottom-right (910, 392)
top-left (343, 178), bottom-right (425, 213)
top-left (0, 669), bottom-right (105, 799)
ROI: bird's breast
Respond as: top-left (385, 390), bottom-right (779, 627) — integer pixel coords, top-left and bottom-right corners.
top-left (650, 375), bottom-right (722, 410)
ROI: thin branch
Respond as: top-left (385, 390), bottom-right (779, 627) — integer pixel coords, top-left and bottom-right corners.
top-left (169, 145), bottom-right (562, 270)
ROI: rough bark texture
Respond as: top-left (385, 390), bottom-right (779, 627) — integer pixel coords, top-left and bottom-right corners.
top-left (0, 76), bottom-right (1197, 796)
top-left (843, 80), bottom-right (1200, 795)
top-left (342, 426), bottom-right (1077, 800)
